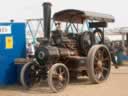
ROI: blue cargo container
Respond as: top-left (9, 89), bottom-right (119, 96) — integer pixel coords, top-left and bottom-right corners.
top-left (0, 22), bottom-right (26, 85)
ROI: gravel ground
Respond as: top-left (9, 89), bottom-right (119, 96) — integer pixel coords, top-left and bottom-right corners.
top-left (0, 66), bottom-right (128, 96)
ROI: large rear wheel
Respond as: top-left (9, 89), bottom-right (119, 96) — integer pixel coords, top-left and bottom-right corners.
top-left (87, 45), bottom-right (111, 83)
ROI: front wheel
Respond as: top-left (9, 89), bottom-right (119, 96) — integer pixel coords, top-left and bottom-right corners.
top-left (20, 61), bottom-right (41, 88)
top-left (87, 45), bottom-right (111, 84)
top-left (48, 63), bottom-right (70, 93)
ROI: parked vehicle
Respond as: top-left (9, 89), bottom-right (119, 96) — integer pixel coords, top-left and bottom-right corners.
top-left (20, 2), bottom-right (115, 92)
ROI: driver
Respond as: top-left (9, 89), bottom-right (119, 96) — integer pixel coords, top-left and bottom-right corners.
top-left (52, 22), bottom-right (63, 46)
top-left (55, 22), bottom-right (61, 31)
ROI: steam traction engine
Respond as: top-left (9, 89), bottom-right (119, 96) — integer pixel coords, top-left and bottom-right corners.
top-left (20, 2), bottom-right (115, 92)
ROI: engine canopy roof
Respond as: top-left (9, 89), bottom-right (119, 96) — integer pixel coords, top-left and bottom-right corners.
top-left (53, 9), bottom-right (115, 24)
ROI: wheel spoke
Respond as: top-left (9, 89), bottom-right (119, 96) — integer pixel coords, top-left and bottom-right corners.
top-left (58, 81), bottom-right (64, 88)
top-left (96, 50), bottom-right (103, 60)
top-left (58, 67), bottom-right (62, 73)
top-left (52, 70), bottom-right (59, 79)
top-left (61, 71), bottom-right (65, 75)
top-left (95, 71), bottom-right (102, 79)
top-left (54, 70), bottom-right (58, 75)
top-left (100, 52), bottom-right (104, 61)
top-left (95, 55), bottom-right (98, 61)
top-left (103, 67), bottom-right (109, 72)
top-left (101, 73), bottom-right (105, 80)
top-left (101, 48), bottom-right (106, 54)
top-left (53, 76), bottom-right (65, 89)
top-left (103, 57), bottom-right (109, 62)
top-left (59, 67), bottom-right (66, 75)
top-left (97, 52), bottom-right (101, 59)
top-left (94, 66), bottom-right (104, 80)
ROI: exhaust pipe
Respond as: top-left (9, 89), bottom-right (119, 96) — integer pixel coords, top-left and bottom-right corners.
top-left (42, 2), bottom-right (52, 40)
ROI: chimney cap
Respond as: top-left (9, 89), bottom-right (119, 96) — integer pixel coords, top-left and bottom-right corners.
top-left (42, 2), bottom-right (52, 6)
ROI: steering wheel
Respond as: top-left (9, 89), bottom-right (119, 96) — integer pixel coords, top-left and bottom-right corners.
top-left (93, 29), bottom-right (104, 44)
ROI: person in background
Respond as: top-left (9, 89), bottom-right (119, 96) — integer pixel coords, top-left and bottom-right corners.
top-left (26, 42), bottom-right (35, 60)
top-left (109, 43), bottom-right (118, 68)
top-left (34, 41), bottom-right (40, 50)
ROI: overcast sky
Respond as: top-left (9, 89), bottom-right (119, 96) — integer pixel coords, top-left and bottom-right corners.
top-left (0, 0), bottom-right (127, 28)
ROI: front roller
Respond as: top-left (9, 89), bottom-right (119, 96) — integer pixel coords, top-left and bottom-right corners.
top-left (48, 63), bottom-right (70, 93)
top-left (87, 45), bottom-right (111, 84)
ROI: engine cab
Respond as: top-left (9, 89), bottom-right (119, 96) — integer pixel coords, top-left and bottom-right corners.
top-left (35, 5), bottom-right (115, 65)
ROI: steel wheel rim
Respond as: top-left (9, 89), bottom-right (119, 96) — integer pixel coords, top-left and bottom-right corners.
top-left (51, 66), bottom-right (69, 91)
top-left (94, 47), bottom-right (111, 81)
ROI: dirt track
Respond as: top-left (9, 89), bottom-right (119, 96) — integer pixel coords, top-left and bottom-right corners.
top-left (0, 66), bottom-right (128, 96)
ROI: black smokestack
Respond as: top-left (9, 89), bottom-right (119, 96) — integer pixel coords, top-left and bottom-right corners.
top-left (42, 2), bottom-right (52, 40)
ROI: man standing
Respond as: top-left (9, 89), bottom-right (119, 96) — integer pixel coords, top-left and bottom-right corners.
top-left (26, 42), bottom-right (35, 59)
